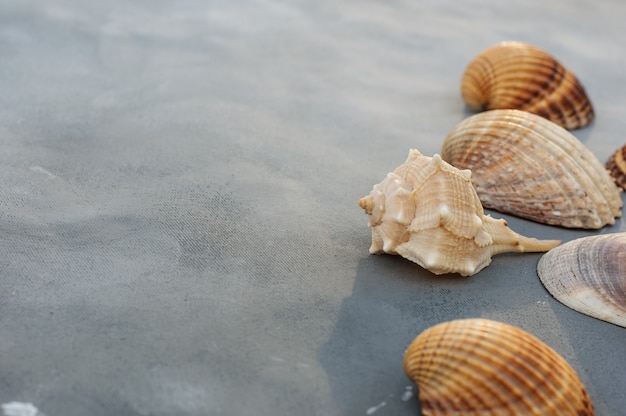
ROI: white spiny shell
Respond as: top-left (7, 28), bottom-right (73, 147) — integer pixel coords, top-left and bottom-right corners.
top-left (442, 109), bottom-right (623, 229)
top-left (358, 149), bottom-right (560, 276)
top-left (537, 232), bottom-right (626, 327)
top-left (403, 318), bottom-right (595, 415)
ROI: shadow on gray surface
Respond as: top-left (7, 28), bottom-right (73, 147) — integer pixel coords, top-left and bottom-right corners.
top-left (319, 206), bottom-right (626, 415)
top-left (318, 254), bottom-right (494, 416)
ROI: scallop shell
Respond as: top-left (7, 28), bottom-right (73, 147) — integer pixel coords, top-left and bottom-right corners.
top-left (461, 41), bottom-right (594, 130)
top-left (442, 109), bottom-right (623, 229)
top-left (606, 143), bottom-right (626, 191)
top-left (358, 149), bottom-right (560, 276)
top-left (537, 233), bottom-right (626, 327)
top-left (403, 318), bottom-right (594, 416)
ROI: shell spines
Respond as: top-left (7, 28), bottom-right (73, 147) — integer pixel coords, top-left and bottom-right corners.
top-left (359, 149), bottom-right (560, 276)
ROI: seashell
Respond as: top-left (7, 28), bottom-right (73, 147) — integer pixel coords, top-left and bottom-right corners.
top-left (358, 149), bottom-right (560, 276)
top-left (537, 232), bottom-right (626, 327)
top-left (605, 143), bottom-right (626, 190)
top-left (442, 109), bottom-right (623, 229)
top-left (403, 318), bottom-right (595, 415)
top-left (461, 41), bottom-right (594, 130)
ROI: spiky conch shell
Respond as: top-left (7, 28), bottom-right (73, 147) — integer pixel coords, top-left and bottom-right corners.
top-left (403, 318), bottom-right (595, 415)
top-left (461, 41), bottom-right (594, 130)
top-left (442, 109), bottom-right (622, 229)
top-left (605, 143), bottom-right (626, 191)
top-left (537, 232), bottom-right (626, 327)
top-left (358, 149), bottom-right (559, 276)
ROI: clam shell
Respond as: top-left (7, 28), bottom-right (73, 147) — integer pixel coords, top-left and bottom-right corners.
top-left (537, 232), bottom-right (626, 327)
top-left (403, 318), bottom-right (594, 416)
top-left (358, 149), bottom-right (560, 276)
top-left (461, 41), bottom-right (594, 130)
top-left (442, 109), bottom-right (623, 229)
top-left (606, 143), bottom-right (626, 190)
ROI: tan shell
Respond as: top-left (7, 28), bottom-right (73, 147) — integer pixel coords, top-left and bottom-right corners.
top-left (606, 143), bottom-right (626, 190)
top-left (461, 41), bottom-right (594, 130)
top-left (442, 109), bottom-right (623, 229)
top-left (537, 232), bottom-right (626, 327)
top-left (403, 318), bottom-right (595, 416)
top-left (358, 149), bottom-right (560, 276)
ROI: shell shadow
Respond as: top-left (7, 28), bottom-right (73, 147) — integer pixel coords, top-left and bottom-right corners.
top-left (317, 253), bottom-right (528, 415)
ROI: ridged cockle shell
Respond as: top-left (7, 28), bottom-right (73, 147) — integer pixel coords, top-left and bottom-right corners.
top-left (358, 149), bottom-right (560, 276)
top-left (537, 232), bottom-right (626, 327)
top-left (403, 318), bottom-right (595, 415)
top-left (461, 41), bottom-right (594, 130)
top-left (442, 109), bottom-right (623, 229)
top-left (606, 143), bottom-right (626, 191)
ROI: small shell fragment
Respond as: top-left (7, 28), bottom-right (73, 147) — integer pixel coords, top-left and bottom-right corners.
top-left (358, 149), bottom-right (560, 276)
top-left (403, 318), bottom-right (595, 416)
top-left (606, 143), bottom-right (626, 190)
top-left (461, 41), bottom-right (594, 130)
top-left (442, 109), bottom-right (623, 229)
top-left (537, 232), bottom-right (626, 327)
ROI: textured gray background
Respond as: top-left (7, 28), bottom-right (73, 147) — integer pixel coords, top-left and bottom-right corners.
top-left (1, 1), bottom-right (625, 415)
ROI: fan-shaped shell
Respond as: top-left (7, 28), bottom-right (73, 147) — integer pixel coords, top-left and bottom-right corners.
top-left (461, 41), bottom-right (594, 130)
top-left (537, 232), bottom-right (626, 327)
top-left (403, 318), bottom-right (594, 416)
top-left (442, 109), bottom-right (622, 229)
top-left (358, 149), bottom-right (559, 276)
top-left (606, 143), bottom-right (626, 190)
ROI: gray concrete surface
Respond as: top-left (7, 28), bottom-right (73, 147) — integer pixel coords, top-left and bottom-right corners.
top-left (1, 1), bottom-right (625, 415)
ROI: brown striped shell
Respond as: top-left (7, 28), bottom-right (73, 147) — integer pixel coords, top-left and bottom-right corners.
top-left (461, 41), bottom-right (594, 130)
top-left (537, 233), bottom-right (626, 327)
top-left (441, 109), bottom-right (623, 229)
top-left (606, 143), bottom-right (626, 190)
top-left (358, 149), bottom-right (560, 276)
top-left (403, 318), bottom-right (594, 416)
